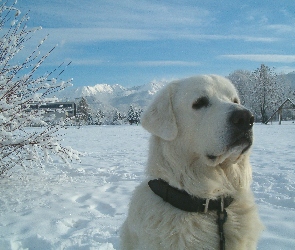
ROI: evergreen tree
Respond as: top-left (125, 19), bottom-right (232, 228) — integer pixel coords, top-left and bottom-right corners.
top-left (127, 105), bottom-right (136, 125)
top-left (112, 110), bottom-right (123, 125)
top-left (95, 110), bottom-right (105, 125)
top-left (87, 113), bottom-right (93, 125)
top-left (127, 106), bottom-right (142, 125)
top-left (77, 97), bottom-right (89, 124)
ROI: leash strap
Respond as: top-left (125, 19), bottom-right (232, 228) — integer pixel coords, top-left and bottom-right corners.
top-left (217, 200), bottom-right (228, 250)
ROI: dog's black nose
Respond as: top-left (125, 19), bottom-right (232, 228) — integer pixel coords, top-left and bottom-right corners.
top-left (230, 109), bottom-right (254, 131)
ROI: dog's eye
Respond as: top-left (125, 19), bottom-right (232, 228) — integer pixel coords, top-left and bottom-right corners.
top-left (233, 98), bottom-right (239, 104)
top-left (192, 97), bottom-right (209, 110)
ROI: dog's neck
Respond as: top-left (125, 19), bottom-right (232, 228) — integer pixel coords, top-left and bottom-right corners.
top-left (146, 136), bottom-right (252, 199)
top-left (148, 178), bottom-right (234, 213)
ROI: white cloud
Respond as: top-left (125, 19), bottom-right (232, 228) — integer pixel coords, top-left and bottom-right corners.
top-left (182, 34), bottom-right (278, 42)
top-left (35, 27), bottom-right (279, 45)
top-left (125, 61), bottom-right (200, 67)
top-left (24, 0), bottom-right (211, 30)
top-left (70, 59), bottom-right (105, 66)
top-left (265, 24), bottom-right (295, 34)
top-left (18, 1), bottom-right (283, 45)
top-left (44, 58), bottom-right (200, 68)
top-left (47, 28), bottom-right (157, 43)
top-left (220, 54), bottom-right (295, 63)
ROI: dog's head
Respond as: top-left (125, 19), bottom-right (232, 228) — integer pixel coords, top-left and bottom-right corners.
top-left (141, 75), bottom-right (254, 167)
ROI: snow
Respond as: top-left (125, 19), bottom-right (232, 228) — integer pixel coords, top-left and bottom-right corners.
top-left (0, 123), bottom-right (294, 249)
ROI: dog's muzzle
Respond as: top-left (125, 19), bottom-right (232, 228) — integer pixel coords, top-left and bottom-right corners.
top-left (229, 109), bottom-right (254, 132)
top-left (228, 108), bottom-right (254, 152)
top-left (206, 108), bottom-right (254, 161)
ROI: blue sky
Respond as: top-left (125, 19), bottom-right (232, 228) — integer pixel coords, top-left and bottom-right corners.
top-left (14, 0), bottom-right (295, 87)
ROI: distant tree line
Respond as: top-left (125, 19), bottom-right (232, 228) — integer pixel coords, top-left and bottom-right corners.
top-left (74, 97), bottom-right (142, 126)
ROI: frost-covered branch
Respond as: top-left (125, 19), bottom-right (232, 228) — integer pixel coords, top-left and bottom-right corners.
top-left (0, 1), bottom-right (79, 177)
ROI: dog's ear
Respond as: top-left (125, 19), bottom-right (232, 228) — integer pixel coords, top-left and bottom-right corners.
top-left (141, 84), bottom-right (178, 141)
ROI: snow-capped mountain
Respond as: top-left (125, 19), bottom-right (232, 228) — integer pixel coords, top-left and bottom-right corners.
top-left (54, 71), bottom-right (295, 114)
top-left (55, 80), bottom-right (168, 112)
top-left (56, 83), bottom-right (126, 100)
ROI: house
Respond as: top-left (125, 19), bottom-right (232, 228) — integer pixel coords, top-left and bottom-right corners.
top-left (26, 102), bottom-right (76, 121)
top-left (265, 98), bottom-right (295, 124)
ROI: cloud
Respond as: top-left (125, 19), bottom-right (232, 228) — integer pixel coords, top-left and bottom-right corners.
top-left (125, 61), bottom-right (200, 67)
top-left (21, 1), bottom-right (281, 44)
top-left (46, 59), bottom-right (200, 68)
top-left (265, 24), bottom-right (295, 34)
top-left (219, 54), bottom-right (295, 63)
top-left (181, 34), bottom-right (278, 42)
top-left (70, 59), bottom-right (105, 66)
top-left (45, 28), bottom-right (157, 43)
top-left (24, 0), bottom-right (212, 30)
top-left (34, 27), bottom-right (279, 46)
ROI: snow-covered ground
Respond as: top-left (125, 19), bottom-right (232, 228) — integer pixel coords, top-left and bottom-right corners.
top-left (0, 123), bottom-right (294, 250)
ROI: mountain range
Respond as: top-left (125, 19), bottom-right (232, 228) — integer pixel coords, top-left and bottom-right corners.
top-left (55, 80), bottom-right (168, 113)
top-left (55, 72), bottom-right (295, 114)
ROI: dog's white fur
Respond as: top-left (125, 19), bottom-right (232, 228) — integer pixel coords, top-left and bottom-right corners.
top-left (121, 75), bottom-right (263, 250)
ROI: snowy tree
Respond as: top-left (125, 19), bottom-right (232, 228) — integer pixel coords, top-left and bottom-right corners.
top-left (76, 97), bottom-right (89, 125)
top-left (127, 105), bottom-right (137, 125)
top-left (127, 105), bottom-right (142, 125)
top-left (87, 113), bottom-right (93, 125)
top-left (135, 108), bottom-right (143, 125)
top-left (250, 64), bottom-right (290, 123)
top-left (94, 109), bottom-right (105, 125)
top-left (0, 1), bottom-right (79, 176)
top-left (228, 70), bottom-right (253, 109)
top-left (112, 110), bottom-right (121, 125)
top-left (229, 66), bottom-right (292, 123)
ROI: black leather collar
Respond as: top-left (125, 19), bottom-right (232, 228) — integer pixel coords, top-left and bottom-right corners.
top-left (148, 179), bottom-right (233, 213)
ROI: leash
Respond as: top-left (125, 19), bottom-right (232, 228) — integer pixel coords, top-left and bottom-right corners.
top-left (217, 198), bottom-right (227, 250)
top-left (148, 179), bottom-right (233, 250)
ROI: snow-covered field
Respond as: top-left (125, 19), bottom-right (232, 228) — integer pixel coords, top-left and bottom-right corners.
top-left (0, 123), bottom-right (294, 250)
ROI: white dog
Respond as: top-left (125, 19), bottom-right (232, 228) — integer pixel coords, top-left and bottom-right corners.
top-left (121, 75), bottom-right (263, 250)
